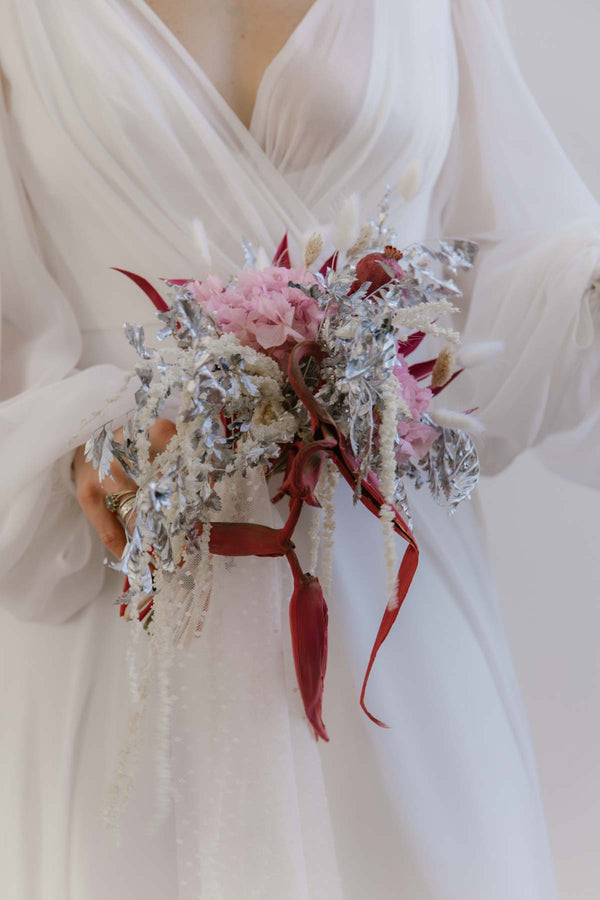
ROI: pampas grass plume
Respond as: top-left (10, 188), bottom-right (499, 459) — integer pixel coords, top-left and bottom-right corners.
top-left (396, 159), bottom-right (423, 202)
top-left (255, 245), bottom-right (271, 270)
top-left (332, 193), bottom-right (361, 251)
top-left (303, 232), bottom-right (324, 268)
top-left (456, 341), bottom-right (504, 369)
top-left (192, 217), bottom-right (212, 266)
top-left (430, 408), bottom-right (486, 436)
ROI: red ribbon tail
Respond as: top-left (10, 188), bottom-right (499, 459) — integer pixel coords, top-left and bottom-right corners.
top-left (359, 541), bottom-right (419, 727)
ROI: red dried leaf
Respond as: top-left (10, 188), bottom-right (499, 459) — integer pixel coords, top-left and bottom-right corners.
top-left (319, 251), bottom-right (339, 276)
top-left (397, 331), bottom-right (426, 357)
top-left (408, 359), bottom-right (436, 381)
top-left (112, 268), bottom-right (169, 312)
top-left (272, 233), bottom-right (292, 268)
top-left (430, 367), bottom-right (463, 396)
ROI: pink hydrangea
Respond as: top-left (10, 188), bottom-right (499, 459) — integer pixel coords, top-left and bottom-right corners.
top-left (396, 420), bottom-right (437, 463)
top-left (394, 357), bottom-right (437, 462)
top-left (189, 267), bottom-right (322, 368)
top-left (394, 359), bottom-right (432, 418)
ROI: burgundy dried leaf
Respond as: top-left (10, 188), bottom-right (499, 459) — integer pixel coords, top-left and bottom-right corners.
top-left (319, 251), bottom-right (339, 277)
top-left (112, 268), bottom-right (170, 312)
top-left (430, 367), bottom-right (463, 396)
top-left (397, 331), bottom-right (426, 357)
top-left (272, 233), bottom-right (291, 268)
top-left (408, 359), bottom-right (436, 381)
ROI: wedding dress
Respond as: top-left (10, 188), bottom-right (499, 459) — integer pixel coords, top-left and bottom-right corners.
top-left (1, 1), bottom-right (599, 898)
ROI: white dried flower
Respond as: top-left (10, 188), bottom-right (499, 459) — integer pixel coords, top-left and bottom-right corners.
top-left (393, 299), bottom-right (460, 343)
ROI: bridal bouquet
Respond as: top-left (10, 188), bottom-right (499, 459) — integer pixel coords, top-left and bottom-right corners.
top-left (88, 196), bottom-right (488, 754)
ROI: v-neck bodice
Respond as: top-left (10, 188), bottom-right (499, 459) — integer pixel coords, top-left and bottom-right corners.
top-left (0, 0), bottom-right (458, 360)
top-left (135, 0), bottom-right (325, 134)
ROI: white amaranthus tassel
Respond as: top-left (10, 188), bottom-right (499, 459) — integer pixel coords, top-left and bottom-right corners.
top-left (103, 647), bottom-right (153, 844)
top-left (379, 374), bottom-right (400, 610)
top-left (192, 522), bottom-right (213, 640)
top-left (149, 570), bottom-right (176, 831)
top-left (308, 504), bottom-right (322, 575)
top-left (318, 460), bottom-right (339, 597)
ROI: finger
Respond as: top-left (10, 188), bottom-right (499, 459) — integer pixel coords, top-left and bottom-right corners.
top-left (149, 418), bottom-right (177, 458)
top-left (105, 463), bottom-right (138, 493)
top-left (106, 420), bottom-right (176, 480)
top-left (77, 481), bottom-right (127, 559)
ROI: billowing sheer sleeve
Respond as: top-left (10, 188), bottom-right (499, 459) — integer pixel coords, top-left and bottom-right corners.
top-left (433, 0), bottom-right (600, 484)
top-left (0, 72), bottom-right (133, 623)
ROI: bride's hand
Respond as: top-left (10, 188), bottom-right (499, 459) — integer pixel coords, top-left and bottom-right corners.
top-left (72, 418), bottom-right (176, 559)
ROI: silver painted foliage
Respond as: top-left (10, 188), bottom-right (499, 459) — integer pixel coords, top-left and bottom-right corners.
top-left (408, 415), bottom-right (481, 514)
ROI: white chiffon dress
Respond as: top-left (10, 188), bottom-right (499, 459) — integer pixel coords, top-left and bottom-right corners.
top-left (1, 1), bottom-right (600, 898)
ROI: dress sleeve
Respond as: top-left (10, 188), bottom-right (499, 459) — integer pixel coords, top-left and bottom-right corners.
top-left (0, 68), bottom-right (134, 623)
top-left (432, 0), bottom-right (600, 484)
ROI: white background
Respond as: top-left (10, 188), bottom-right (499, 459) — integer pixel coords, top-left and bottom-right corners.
top-left (481, 2), bottom-right (600, 896)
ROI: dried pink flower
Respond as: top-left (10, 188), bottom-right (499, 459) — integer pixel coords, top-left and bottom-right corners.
top-left (396, 420), bottom-right (437, 463)
top-left (189, 267), bottom-right (322, 367)
top-left (394, 358), bottom-right (432, 419)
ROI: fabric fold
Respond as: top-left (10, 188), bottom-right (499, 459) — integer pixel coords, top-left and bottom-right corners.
top-left (432, 0), bottom-right (600, 482)
top-left (0, 61), bottom-right (136, 622)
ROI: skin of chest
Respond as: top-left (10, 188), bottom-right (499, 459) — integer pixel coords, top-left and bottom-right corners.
top-left (144, 0), bottom-right (317, 128)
